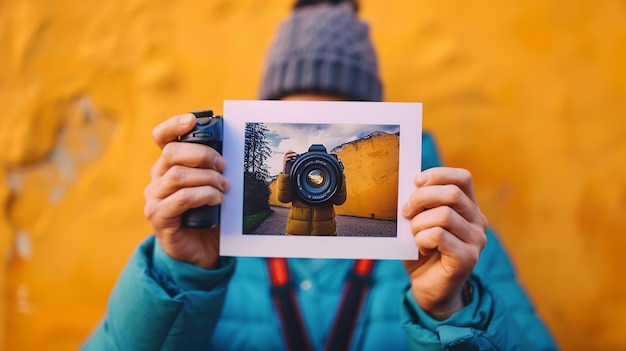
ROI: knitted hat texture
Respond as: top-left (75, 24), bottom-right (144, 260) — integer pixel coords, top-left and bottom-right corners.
top-left (258, 2), bottom-right (382, 101)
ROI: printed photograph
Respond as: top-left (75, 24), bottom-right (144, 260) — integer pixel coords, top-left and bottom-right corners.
top-left (241, 122), bottom-right (401, 237)
top-left (219, 99), bottom-right (422, 260)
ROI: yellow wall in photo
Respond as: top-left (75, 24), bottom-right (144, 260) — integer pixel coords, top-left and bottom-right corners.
top-left (1, 0), bottom-right (625, 350)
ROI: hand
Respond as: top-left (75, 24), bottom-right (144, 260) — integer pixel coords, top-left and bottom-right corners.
top-left (402, 167), bottom-right (488, 320)
top-left (282, 150), bottom-right (297, 173)
top-left (143, 114), bottom-right (230, 269)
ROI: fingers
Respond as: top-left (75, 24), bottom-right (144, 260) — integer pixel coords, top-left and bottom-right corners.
top-left (152, 114), bottom-right (197, 149)
top-left (413, 226), bottom-right (463, 258)
top-left (283, 150), bottom-right (297, 162)
top-left (283, 150), bottom-right (297, 172)
top-left (409, 206), bottom-right (487, 248)
top-left (145, 143), bottom-right (229, 226)
top-left (148, 165), bottom-right (230, 199)
top-left (151, 142), bottom-right (225, 179)
top-left (405, 184), bottom-right (486, 226)
top-left (417, 168), bottom-right (478, 203)
top-left (403, 167), bottom-right (488, 228)
top-left (145, 185), bottom-right (225, 226)
top-left (145, 113), bottom-right (228, 234)
top-left (413, 227), bottom-right (481, 275)
top-left (402, 166), bottom-right (488, 254)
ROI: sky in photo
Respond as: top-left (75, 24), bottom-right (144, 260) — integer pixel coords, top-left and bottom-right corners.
top-left (263, 123), bottom-right (400, 176)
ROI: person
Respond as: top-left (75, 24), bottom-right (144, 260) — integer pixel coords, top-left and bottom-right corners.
top-left (277, 146), bottom-right (347, 236)
top-left (83, 1), bottom-right (559, 350)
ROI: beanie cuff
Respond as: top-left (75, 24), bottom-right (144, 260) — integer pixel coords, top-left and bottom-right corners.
top-left (260, 55), bottom-right (382, 101)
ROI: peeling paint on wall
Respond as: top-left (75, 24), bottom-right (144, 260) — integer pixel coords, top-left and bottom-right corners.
top-left (5, 95), bottom-right (116, 231)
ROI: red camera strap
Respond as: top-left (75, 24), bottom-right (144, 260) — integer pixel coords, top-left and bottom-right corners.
top-left (267, 258), bottom-right (375, 351)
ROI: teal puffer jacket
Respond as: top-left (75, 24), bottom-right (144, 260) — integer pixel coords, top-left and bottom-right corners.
top-left (82, 134), bottom-right (558, 350)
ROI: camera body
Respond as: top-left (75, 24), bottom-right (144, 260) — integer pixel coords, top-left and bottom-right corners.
top-left (285, 144), bottom-right (344, 206)
top-left (178, 110), bottom-right (223, 228)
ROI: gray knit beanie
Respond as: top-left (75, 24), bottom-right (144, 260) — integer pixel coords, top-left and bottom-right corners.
top-left (258, 2), bottom-right (383, 101)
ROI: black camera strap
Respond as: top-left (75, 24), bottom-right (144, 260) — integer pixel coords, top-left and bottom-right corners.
top-left (267, 258), bottom-right (375, 351)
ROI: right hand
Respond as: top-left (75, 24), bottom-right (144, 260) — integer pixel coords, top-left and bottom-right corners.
top-left (143, 114), bottom-right (230, 269)
top-left (283, 150), bottom-right (297, 173)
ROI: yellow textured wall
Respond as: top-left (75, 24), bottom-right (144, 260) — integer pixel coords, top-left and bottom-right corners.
top-left (268, 132), bottom-right (400, 220)
top-left (1, 0), bottom-right (624, 350)
top-left (336, 133), bottom-right (399, 220)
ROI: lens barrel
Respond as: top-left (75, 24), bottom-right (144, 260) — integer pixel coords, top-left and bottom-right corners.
top-left (287, 144), bottom-right (343, 206)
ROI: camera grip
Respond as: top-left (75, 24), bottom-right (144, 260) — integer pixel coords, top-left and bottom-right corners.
top-left (178, 110), bottom-right (223, 229)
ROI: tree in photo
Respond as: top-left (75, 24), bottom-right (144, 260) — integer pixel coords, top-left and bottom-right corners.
top-left (243, 122), bottom-right (272, 216)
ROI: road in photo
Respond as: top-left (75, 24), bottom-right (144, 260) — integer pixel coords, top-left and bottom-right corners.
top-left (250, 205), bottom-right (396, 237)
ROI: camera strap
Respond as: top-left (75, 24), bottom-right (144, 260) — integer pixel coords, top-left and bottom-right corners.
top-left (267, 257), bottom-right (375, 351)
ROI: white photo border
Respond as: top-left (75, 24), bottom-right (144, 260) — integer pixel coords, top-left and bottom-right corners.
top-left (220, 100), bottom-right (422, 260)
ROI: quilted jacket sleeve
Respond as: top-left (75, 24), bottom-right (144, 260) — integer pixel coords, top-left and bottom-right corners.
top-left (277, 173), bottom-right (293, 204)
top-left (400, 229), bottom-right (559, 351)
top-left (81, 236), bottom-right (236, 351)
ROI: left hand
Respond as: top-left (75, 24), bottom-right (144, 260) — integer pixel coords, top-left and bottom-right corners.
top-left (402, 167), bottom-right (488, 320)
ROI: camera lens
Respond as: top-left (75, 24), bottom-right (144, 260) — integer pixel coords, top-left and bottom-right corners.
top-left (287, 146), bottom-right (344, 206)
top-left (306, 169), bottom-right (326, 188)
